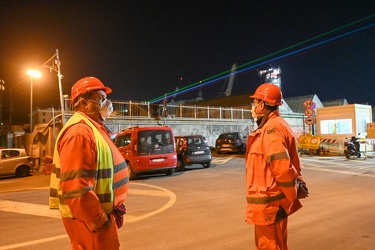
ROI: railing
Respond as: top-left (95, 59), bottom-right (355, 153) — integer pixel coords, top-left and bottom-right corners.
top-left (66, 100), bottom-right (312, 123)
top-left (66, 100), bottom-right (253, 121)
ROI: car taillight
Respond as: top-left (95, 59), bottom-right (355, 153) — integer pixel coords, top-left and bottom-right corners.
top-left (182, 140), bottom-right (187, 149)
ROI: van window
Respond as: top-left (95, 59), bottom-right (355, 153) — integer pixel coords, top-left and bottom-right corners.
top-left (138, 130), bottom-right (174, 155)
top-left (114, 133), bottom-right (131, 147)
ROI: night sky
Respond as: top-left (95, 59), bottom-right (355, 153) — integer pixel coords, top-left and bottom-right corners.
top-left (0, 1), bottom-right (374, 124)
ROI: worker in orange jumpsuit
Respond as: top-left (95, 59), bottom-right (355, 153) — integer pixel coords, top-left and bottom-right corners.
top-left (245, 83), bottom-right (308, 250)
top-left (49, 77), bottom-right (129, 249)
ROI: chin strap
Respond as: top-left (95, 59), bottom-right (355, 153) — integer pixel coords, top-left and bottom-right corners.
top-left (256, 110), bottom-right (271, 128)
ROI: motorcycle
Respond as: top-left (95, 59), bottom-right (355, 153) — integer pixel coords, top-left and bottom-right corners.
top-left (344, 136), bottom-right (361, 159)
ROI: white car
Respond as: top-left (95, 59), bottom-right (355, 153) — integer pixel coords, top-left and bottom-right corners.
top-left (0, 148), bottom-right (33, 177)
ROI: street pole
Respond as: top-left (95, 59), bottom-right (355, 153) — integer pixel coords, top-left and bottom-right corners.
top-left (26, 70), bottom-right (41, 132)
top-left (0, 79), bottom-right (4, 125)
top-left (55, 49), bottom-right (65, 125)
top-left (30, 75), bottom-right (33, 132)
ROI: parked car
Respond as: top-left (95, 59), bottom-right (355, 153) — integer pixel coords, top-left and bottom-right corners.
top-left (174, 135), bottom-right (212, 171)
top-left (215, 132), bottom-right (247, 154)
top-left (114, 126), bottom-right (177, 180)
top-left (0, 148), bottom-right (33, 177)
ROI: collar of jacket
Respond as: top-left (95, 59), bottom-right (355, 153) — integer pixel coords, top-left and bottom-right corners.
top-left (256, 110), bottom-right (279, 128)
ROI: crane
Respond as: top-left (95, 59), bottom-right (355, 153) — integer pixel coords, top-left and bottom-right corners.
top-left (224, 63), bottom-right (237, 96)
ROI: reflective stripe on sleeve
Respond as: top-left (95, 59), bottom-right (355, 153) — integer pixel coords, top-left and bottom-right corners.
top-left (266, 152), bottom-right (289, 165)
top-left (114, 161), bottom-right (127, 173)
top-left (114, 176), bottom-right (129, 190)
top-left (63, 186), bottom-right (93, 199)
top-left (277, 178), bottom-right (296, 187)
top-left (60, 169), bottom-right (96, 181)
top-left (246, 193), bottom-right (285, 204)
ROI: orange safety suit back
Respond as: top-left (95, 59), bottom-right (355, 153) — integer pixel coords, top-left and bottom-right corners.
top-left (245, 110), bottom-right (302, 226)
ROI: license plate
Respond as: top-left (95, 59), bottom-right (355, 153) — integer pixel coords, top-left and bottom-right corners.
top-left (151, 158), bottom-right (165, 162)
top-left (193, 150), bottom-right (205, 155)
top-left (222, 144), bottom-right (230, 147)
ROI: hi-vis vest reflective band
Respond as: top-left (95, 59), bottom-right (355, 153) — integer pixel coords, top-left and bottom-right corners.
top-left (49, 112), bottom-right (114, 218)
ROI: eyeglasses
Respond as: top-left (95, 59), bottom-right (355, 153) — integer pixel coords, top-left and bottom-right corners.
top-left (251, 100), bottom-right (263, 109)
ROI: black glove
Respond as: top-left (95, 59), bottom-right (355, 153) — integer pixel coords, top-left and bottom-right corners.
top-left (297, 181), bottom-right (309, 199)
top-left (112, 204), bottom-right (126, 229)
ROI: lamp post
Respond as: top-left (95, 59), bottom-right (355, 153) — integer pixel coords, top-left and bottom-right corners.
top-left (0, 79), bottom-right (4, 125)
top-left (26, 70), bottom-right (41, 132)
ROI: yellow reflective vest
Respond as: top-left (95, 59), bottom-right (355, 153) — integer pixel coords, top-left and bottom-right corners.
top-left (49, 112), bottom-right (114, 218)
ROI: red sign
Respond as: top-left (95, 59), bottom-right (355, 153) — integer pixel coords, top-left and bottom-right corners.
top-left (305, 117), bottom-right (316, 125)
top-left (303, 99), bottom-right (313, 108)
top-left (304, 108), bottom-right (315, 117)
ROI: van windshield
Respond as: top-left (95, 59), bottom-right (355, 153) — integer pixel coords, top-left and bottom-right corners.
top-left (138, 130), bottom-right (174, 155)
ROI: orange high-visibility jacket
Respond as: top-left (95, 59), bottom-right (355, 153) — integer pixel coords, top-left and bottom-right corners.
top-left (245, 110), bottom-right (302, 225)
top-left (50, 112), bottom-right (129, 231)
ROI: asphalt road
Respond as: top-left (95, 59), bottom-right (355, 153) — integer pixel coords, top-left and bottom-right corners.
top-left (0, 154), bottom-right (374, 250)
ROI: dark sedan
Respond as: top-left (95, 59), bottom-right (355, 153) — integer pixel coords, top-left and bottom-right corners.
top-left (215, 132), bottom-right (247, 154)
top-left (175, 135), bottom-right (212, 171)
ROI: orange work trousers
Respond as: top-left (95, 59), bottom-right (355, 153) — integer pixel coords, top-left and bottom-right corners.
top-left (62, 213), bottom-right (120, 250)
top-left (254, 218), bottom-right (288, 250)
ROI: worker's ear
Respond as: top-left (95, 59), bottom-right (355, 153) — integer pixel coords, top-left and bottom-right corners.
top-left (78, 98), bottom-right (89, 108)
top-left (259, 101), bottom-right (265, 110)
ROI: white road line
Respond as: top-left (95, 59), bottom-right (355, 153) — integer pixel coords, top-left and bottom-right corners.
top-left (301, 158), bottom-right (375, 170)
top-left (301, 157), bottom-right (374, 165)
top-left (302, 162), bottom-right (375, 178)
top-left (0, 200), bottom-right (61, 218)
top-left (0, 235), bottom-right (68, 250)
top-left (128, 189), bottom-right (171, 197)
top-left (125, 183), bottom-right (176, 223)
top-left (0, 183), bottom-right (176, 250)
top-left (212, 157), bottom-right (233, 164)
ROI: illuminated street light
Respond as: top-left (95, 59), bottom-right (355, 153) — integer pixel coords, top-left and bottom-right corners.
top-left (26, 69), bottom-right (41, 132)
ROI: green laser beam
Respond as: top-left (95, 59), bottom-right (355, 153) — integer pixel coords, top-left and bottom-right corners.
top-left (148, 14), bottom-right (374, 103)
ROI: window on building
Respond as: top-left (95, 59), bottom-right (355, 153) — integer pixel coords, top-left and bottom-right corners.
top-left (320, 119), bottom-right (352, 134)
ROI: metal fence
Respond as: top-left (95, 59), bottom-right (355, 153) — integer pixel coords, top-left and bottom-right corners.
top-left (107, 100), bottom-right (253, 121)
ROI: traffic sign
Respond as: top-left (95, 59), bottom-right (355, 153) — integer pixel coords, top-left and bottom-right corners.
top-left (303, 99), bottom-right (313, 108)
top-left (305, 117), bottom-right (316, 125)
top-left (298, 135), bottom-right (321, 149)
top-left (304, 108), bottom-right (315, 117)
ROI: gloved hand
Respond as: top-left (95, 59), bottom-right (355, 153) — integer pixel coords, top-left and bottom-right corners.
top-left (112, 204), bottom-right (126, 229)
top-left (93, 214), bottom-right (112, 232)
top-left (297, 180), bottom-right (309, 199)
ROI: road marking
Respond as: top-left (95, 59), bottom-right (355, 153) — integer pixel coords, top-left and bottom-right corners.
top-left (0, 186), bottom-right (49, 194)
top-left (301, 161), bottom-right (375, 178)
top-left (301, 156), bottom-right (374, 165)
top-left (0, 200), bottom-right (61, 218)
top-left (0, 183), bottom-right (176, 250)
top-left (0, 235), bottom-right (68, 250)
top-left (212, 157), bottom-right (233, 164)
top-left (125, 183), bottom-right (176, 223)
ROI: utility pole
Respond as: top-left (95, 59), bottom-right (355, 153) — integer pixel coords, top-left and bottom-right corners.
top-left (55, 49), bottom-right (65, 125)
top-left (0, 79), bottom-right (4, 125)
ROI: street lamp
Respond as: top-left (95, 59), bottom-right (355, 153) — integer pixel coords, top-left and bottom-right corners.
top-left (0, 79), bottom-right (5, 125)
top-left (26, 69), bottom-right (41, 132)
